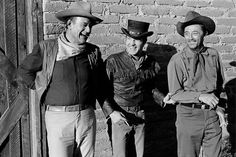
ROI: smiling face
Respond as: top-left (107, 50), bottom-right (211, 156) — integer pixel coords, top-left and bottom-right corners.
top-left (66, 16), bottom-right (92, 45)
top-left (125, 36), bottom-right (146, 57)
top-left (184, 24), bottom-right (205, 51)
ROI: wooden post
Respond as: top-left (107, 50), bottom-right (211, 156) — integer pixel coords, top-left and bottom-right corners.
top-left (26, 1), bottom-right (36, 156)
top-left (26, 0), bottom-right (43, 156)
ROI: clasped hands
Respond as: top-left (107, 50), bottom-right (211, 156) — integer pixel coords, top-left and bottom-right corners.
top-left (198, 93), bottom-right (219, 109)
top-left (163, 93), bottom-right (219, 109)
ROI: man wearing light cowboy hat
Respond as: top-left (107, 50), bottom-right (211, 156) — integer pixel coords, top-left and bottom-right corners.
top-left (18, 1), bottom-right (117, 157)
top-left (167, 11), bottom-right (226, 157)
top-left (106, 19), bottom-right (165, 157)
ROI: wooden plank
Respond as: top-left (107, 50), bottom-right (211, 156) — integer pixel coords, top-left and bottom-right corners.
top-left (5, 0), bottom-right (17, 65)
top-left (26, 0), bottom-right (45, 156)
top-left (0, 52), bottom-right (9, 121)
top-left (0, 0), bottom-right (13, 156)
top-left (5, 0), bottom-right (18, 116)
top-left (9, 122), bottom-right (21, 157)
top-left (0, 137), bottom-right (10, 157)
top-left (36, 0), bottom-right (44, 42)
top-left (0, 0), bottom-right (5, 51)
top-left (0, 0), bottom-right (8, 122)
top-left (26, 0), bottom-right (43, 156)
top-left (17, 0), bottom-right (27, 64)
top-left (16, 0), bottom-right (31, 155)
top-left (21, 112), bottom-right (31, 157)
top-left (26, 1), bottom-right (39, 156)
top-left (0, 95), bottom-right (28, 146)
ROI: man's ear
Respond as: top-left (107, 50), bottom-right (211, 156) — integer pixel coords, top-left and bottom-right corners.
top-left (142, 43), bottom-right (148, 51)
top-left (66, 18), bottom-right (72, 28)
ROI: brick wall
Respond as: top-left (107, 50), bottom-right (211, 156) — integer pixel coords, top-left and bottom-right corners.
top-left (43, 0), bottom-right (236, 156)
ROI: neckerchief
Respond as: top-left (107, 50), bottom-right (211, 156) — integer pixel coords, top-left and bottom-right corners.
top-left (56, 32), bottom-right (86, 61)
top-left (130, 53), bottom-right (146, 70)
top-left (192, 47), bottom-right (206, 77)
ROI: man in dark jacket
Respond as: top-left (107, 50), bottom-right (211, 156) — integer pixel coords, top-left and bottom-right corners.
top-left (106, 19), bottom-right (164, 157)
top-left (18, 1), bottom-right (117, 157)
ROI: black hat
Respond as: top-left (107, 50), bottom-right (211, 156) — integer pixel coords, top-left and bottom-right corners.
top-left (121, 20), bottom-right (153, 39)
top-left (176, 11), bottom-right (215, 36)
top-left (55, 1), bottom-right (102, 25)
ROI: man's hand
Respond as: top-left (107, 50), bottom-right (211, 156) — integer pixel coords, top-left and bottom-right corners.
top-left (152, 88), bottom-right (165, 107)
top-left (199, 93), bottom-right (219, 109)
top-left (163, 93), bottom-right (176, 105)
top-left (109, 111), bottom-right (128, 125)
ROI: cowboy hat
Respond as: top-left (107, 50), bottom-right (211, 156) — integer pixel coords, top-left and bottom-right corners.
top-left (55, 1), bottom-right (102, 25)
top-left (121, 20), bottom-right (153, 39)
top-left (176, 11), bottom-right (215, 36)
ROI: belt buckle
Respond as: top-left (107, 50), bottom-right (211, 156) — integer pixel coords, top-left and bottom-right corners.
top-left (66, 105), bottom-right (80, 112)
top-left (201, 104), bottom-right (205, 110)
top-left (191, 103), bottom-right (195, 108)
top-left (47, 105), bottom-right (65, 112)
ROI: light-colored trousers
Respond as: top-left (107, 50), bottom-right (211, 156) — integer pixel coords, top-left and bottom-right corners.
top-left (111, 110), bottom-right (145, 157)
top-left (45, 107), bottom-right (96, 157)
top-left (176, 105), bottom-right (222, 157)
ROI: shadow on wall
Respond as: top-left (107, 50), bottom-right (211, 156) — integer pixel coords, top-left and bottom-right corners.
top-left (146, 42), bottom-right (177, 94)
top-left (225, 61), bottom-right (236, 156)
top-left (144, 43), bottom-right (178, 157)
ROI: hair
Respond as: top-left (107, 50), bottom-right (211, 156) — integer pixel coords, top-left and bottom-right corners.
top-left (142, 37), bottom-right (147, 43)
top-left (65, 17), bottom-right (76, 29)
top-left (199, 24), bottom-right (208, 36)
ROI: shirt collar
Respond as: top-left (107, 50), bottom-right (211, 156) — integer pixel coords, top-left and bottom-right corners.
top-left (125, 50), bottom-right (147, 69)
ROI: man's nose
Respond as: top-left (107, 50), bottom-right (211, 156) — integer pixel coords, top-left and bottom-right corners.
top-left (185, 34), bottom-right (193, 41)
top-left (85, 26), bottom-right (91, 33)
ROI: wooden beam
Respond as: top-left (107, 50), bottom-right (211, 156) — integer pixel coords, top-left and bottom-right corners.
top-left (0, 0), bottom-right (5, 51)
top-left (0, 95), bottom-right (28, 146)
top-left (26, 0), bottom-right (39, 155)
top-left (16, 0), bottom-right (27, 64)
top-left (26, 0), bottom-right (44, 156)
top-left (21, 112), bottom-right (31, 157)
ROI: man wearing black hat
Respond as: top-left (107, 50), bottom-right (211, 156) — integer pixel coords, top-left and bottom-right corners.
top-left (18, 1), bottom-right (116, 157)
top-left (167, 11), bottom-right (225, 157)
top-left (106, 19), bottom-right (164, 157)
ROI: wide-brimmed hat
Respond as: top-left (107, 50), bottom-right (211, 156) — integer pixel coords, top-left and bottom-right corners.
top-left (121, 20), bottom-right (153, 39)
top-left (176, 11), bottom-right (215, 36)
top-left (55, 1), bottom-right (102, 25)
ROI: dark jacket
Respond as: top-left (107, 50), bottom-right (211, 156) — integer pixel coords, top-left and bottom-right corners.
top-left (18, 38), bottom-right (113, 117)
top-left (106, 51), bottom-right (163, 107)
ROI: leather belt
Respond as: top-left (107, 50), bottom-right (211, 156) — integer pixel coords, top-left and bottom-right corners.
top-left (179, 103), bottom-right (210, 109)
top-left (46, 104), bottom-right (89, 112)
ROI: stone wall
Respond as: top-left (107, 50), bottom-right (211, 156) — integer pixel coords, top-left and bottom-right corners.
top-left (43, 0), bottom-right (236, 156)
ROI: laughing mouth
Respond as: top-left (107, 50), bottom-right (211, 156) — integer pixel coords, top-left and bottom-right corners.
top-left (188, 42), bottom-right (196, 45)
top-left (81, 33), bottom-right (89, 38)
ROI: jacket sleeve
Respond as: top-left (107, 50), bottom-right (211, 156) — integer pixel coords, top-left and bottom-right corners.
top-left (167, 56), bottom-right (201, 102)
top-left (17, 44), bottom-right (43, 89)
